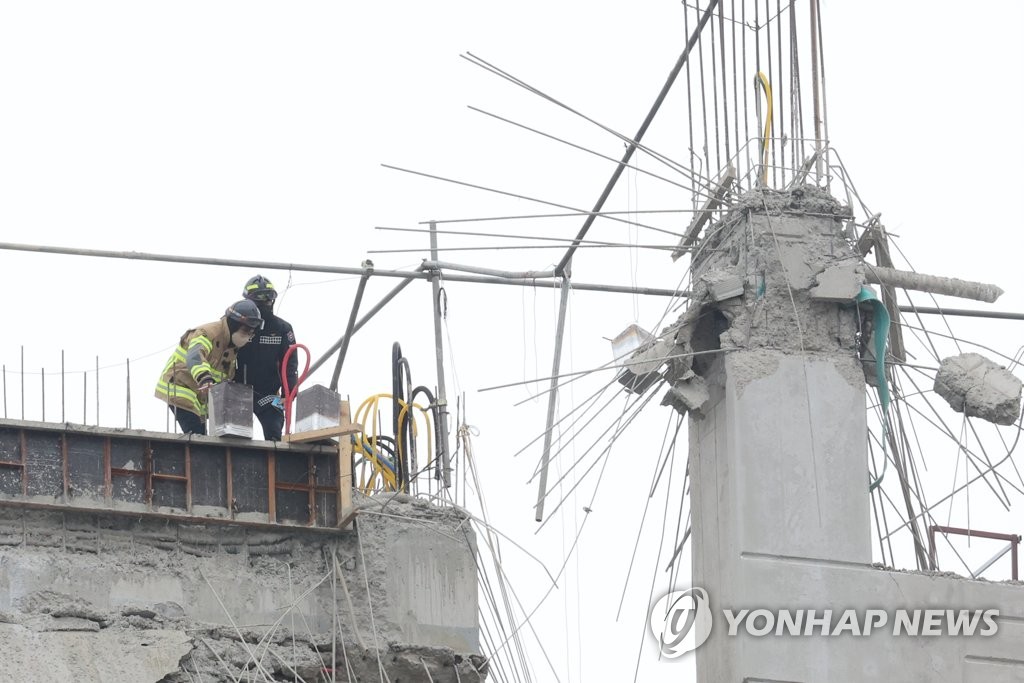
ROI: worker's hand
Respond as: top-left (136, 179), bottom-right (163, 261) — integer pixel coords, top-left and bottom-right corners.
top-left (197, 375), bottom-right (215, 394)
top-left (270, 396), bottom-right (284, 411)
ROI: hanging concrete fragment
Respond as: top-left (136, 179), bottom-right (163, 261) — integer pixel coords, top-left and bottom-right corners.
top-left (810, 263), bottom-right (862, 302)
top-left (933, 353), bottom-right (1022, 425)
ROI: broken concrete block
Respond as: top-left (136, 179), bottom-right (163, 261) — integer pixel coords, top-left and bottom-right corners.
top-left (703, 272), bottom-right (744, 302)
top-left (811, 264), bottom-right (861, 302)
top-left (934, 353), bottom-right (1022, 426)
top-left (661, 375), bottom-right (710, 418)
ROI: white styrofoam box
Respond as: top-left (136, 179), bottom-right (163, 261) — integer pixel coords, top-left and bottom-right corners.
top-left (208, 382), bottom-right (254, 438)
top-left (294, 384), bottom-right (342, 434)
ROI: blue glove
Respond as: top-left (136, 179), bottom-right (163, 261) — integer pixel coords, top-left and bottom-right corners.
top-left (270, 396), bottom-right (284, 411)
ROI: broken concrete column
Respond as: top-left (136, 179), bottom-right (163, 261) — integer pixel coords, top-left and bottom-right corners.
top-left (934, 352), bottom-right (1023, 425)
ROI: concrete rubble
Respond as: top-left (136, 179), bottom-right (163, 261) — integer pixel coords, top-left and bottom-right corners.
top-left (624, 186), bottom-right (866, 419)
top-left (934, 352), bottom-right (1023, 426)
top-left (0, 492), bottom-right (486, 683)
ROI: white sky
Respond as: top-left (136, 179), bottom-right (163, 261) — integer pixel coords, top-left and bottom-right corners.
top-left (0, 2), bottom-right (1022, 681)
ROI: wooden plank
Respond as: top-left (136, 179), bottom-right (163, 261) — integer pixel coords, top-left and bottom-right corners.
top-left (337, 400), bottom-right (354, 530)
top-left (336, 505), bottom-right (358, 530)
top-left (282, 422), bottom-right (363, 444)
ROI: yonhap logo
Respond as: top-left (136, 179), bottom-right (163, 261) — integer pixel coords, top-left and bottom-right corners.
top-left (649, 587), bottom-right (713, 657)
top-left (648, 586), bottom-right (1000, 662)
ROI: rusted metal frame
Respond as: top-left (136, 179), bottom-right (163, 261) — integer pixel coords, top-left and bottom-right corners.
top-left (0, 497), bottom-right (347, 535)
top-left (275, 482), bottom-right (313, 492)
top-left (184, 444), bottom-right (192, 513)
top-left (151, 474), bottom-right (187, 481)
top-left (929, 524), bottom-right (1022, 579)
top-left (307, 453), bottom-right (316, 526)
top-left (267, 451), bottom-right (277, 523)
top-left (226, 448), bottom-right (234, 518)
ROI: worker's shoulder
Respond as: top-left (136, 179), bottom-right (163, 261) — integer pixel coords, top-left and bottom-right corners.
top-left (266, 314), bottom-right (295, 335)
top-left (190, 319), bottom-right (227, 337)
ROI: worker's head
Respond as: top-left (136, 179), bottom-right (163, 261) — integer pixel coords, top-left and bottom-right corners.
top-left (243, 275), bottom-right (277, 315)
top-left (225, 299), bottom-right (264, 348)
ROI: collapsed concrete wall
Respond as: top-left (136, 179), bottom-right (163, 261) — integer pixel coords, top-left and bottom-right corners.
top-left (0, 493), bottom-right (484, 683)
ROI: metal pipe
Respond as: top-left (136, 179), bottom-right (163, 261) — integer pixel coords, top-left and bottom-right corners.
top-left (421, 260), bottom-right (555, 280)
top-left (309, 270), bottom-right (421, 377)
top-left (866, 267), bottom-right (1003, 304)
top-left (0, 240), bottom-right (686, 298)
top-left (554, 0), bottom-right (721, 276)
top-left (428, 223), bottom-right (452, 488)
top-left (535, 275), bottom-right (572, 522)
top-left (809, 0), bottom-right (823, 180)
top-left (329, 261), bottom-right (374, 392)
top-left (972, 542), bottom-right (1013, 580)
top-left (898, 305), bottom-right (1024, 321)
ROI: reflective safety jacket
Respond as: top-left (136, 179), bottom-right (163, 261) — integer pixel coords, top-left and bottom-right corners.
top-left (154, 317), bottom-right (240, 417)
top-left (235, 312), bottom-right (297, 412)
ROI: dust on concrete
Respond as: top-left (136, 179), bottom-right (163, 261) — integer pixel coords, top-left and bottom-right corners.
top-left (646, 185), bottom-right (865, 417)
top-left (0, 503), bottom-right (485, 682)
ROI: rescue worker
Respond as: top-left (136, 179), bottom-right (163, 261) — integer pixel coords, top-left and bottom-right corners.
top-left (155, 300), bottom-right (264, 435)
top-left (235, 275), bottom-right (298, 440)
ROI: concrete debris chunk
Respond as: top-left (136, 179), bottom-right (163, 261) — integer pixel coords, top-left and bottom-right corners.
top-left (661, 374), bottom-right (710, 418)
top-left (934, 352), bottom-right (1022, 426)
top-left (703, 270), bottom-right (744, 302)
top-left (810, 264), bottom-right (861, 302)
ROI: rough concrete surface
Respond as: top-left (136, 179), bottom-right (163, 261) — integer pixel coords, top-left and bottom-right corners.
top-left (934, 352), bottom-right (1023, 425)
top-left (0, 494), bottom-right (485, 682)
top-left (679, 187), bottom-right (1024, 682)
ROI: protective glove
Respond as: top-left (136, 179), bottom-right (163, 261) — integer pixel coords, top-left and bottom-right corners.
top-left (197, 374), bottom-right (215, 393)
top-left (270, 396), bottom-right (284, 411)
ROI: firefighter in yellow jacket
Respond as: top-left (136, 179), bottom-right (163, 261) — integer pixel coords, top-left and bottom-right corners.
top-left (155, 300), bottom-right (264, 435)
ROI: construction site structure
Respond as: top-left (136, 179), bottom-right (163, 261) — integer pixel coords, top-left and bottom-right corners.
top-left (0, 401), bottom-right (484, 681)
top-left (656, 186), bottom-right (1024, 681)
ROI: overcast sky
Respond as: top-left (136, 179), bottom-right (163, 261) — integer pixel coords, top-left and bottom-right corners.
top-left (0, 2), bottom-right (1022, 681)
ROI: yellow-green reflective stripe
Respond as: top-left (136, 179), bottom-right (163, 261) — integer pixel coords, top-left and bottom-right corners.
top-left (188, 336), bottom-right (213, 352)
top-left (190, 363), bottom-right (213, 380)
top-left (189, 363), bottom-right (227, 382)
top-left (156, 381), bottom-right (205, 414)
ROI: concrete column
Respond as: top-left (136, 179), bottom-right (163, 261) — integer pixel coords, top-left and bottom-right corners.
top-left (678, 187), bottom-right (1024, 682)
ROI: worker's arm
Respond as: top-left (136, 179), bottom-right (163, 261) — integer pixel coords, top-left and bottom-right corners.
top-left (185, 332), bottom-right (216, 388)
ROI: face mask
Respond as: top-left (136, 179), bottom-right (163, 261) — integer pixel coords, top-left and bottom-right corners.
top-left (232, 330), bottom-right (252, 347)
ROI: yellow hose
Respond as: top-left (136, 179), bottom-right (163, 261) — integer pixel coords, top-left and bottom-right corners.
top-left (754, 71), bottom-right (772, 185)
top-left (352, 393), bottom-right (434, 494)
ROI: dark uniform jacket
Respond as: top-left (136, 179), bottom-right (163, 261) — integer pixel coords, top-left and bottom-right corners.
top-left (155, 318), bottom-right (239, 417)
top-left (235, 312), bottom-right (297, 412)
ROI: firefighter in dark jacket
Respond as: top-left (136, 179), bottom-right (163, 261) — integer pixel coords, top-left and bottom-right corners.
top-left (155, 300), bottom-right (263, 435)
top-left (235, 275), bottom-right (298, 440)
